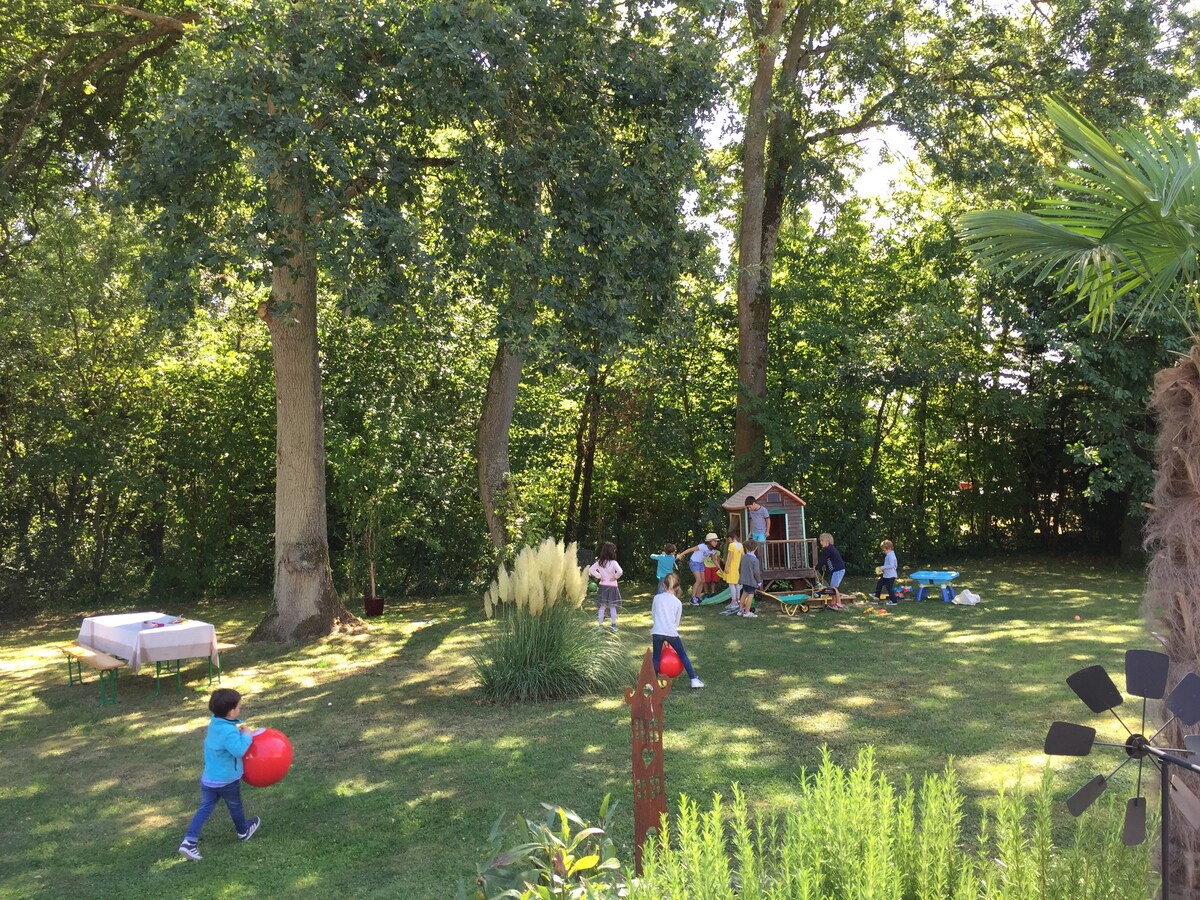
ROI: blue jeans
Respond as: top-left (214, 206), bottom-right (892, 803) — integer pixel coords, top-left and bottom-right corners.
top-left (185, 779), bottom-right (248, 842)
top-left (652, 635), bottom-right (697, 680)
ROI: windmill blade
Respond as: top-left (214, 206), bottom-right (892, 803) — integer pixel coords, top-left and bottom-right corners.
top-left (1122, 797), bottom-right (1147, 846)
top-left (1068, 665), bottom-right (1124, 713)
top-left (1066, 775), bottom-right (1108, 815)
top-left (1185, 734), bottom-right (1200, 757)
top-left (1125, 649), bottom-right (1170, 699)
top-left (1045, 721), bottom-right (1097, 756)
top-left (1169, 774), bottom-right (1200, 829)
top-left (1165, 673), bottom-right (1200, 726)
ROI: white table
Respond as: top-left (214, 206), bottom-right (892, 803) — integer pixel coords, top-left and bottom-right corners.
top-left (78, 612), bottom-right (220, 688)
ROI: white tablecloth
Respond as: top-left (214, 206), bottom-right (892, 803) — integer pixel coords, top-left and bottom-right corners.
top-left (78, 612), bottom-right (220, 674)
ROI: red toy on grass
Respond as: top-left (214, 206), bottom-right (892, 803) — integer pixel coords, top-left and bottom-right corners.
top-left (658, 645), bottom-right (684, 678)
top-left (242, 728), bottom-right (293, 787)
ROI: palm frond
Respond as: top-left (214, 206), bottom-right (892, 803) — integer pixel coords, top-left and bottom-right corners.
top-left (958, 98), bottom-right (1200, 330)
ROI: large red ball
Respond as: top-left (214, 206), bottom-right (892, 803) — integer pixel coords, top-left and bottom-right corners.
top-left (659, 646), bottom-right (684, 678)
top-left (242, 728), bottom-right (293, 787)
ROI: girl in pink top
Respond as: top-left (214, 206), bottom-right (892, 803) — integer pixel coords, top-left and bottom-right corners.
top-left (588, 541), bottom-right (624, 632)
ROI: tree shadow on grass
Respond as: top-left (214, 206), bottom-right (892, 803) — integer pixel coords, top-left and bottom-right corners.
top-left (0, 556), bottom-right (1158, 897)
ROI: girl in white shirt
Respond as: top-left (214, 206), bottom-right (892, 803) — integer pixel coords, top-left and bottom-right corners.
top-left (589, 542), bottom-right (624, 632)
top-left (651, 573), bottom-right (704, 688)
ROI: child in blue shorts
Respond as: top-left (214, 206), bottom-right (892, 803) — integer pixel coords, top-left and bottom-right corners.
top-left (677, 533), bottom-right (719, 605)
top-left (179, 688), bottom-right (261, 860)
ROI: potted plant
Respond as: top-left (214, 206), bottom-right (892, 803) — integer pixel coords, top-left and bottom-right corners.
top-left (358, 500), bottom-right (384, 617)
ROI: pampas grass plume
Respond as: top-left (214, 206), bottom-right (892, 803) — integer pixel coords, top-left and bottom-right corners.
top-left (541, 538), bottom-right (566, 608)
top-left (481, 538), bottom-right (589, 618)
top-left (564, 542), bottom-right (587, 606)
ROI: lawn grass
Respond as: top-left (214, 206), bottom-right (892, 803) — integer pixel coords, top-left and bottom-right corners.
top-left (0, 555), bottom-right (1157, 897)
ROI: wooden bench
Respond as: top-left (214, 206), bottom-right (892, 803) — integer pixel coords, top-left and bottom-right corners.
top-left (61, 643), bottom-right (124, 706)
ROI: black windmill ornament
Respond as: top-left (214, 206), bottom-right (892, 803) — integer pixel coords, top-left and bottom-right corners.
top-left (1044, 650), bottom-right (1200, 899)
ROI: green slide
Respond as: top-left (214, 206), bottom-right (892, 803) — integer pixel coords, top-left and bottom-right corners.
top-left (698, 585), bottom-right (732, 606)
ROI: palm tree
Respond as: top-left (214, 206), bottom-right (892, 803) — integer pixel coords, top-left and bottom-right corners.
top-left (960, 98), bottom-right (1200, 892)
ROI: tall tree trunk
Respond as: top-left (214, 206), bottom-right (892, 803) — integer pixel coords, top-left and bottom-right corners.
top-left (252, 176), bottom-right (357, 642)
top-left (734, 0), bottom-right (787, 485)
top-left (575, 373), bottom-right (606, 546)
top-left (563, 399), bottom-right (588, 545)
top-left (1144, 344), bottom-right (1200, 893)
top-left (478, 342), bottom-right (524, 549)
top-left (476, 160), bottom-right (543, 551)
top-left (915, 379), bottom-right (929, 550)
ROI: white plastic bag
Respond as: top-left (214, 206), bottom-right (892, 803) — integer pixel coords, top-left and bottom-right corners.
top-left (953, 588), bottom-right (980, 605)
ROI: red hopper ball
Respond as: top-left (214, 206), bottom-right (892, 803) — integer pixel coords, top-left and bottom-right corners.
top-left (659, 646), bottom-right (684, 678)
top-left (242, 727), bottom-right (293, 787)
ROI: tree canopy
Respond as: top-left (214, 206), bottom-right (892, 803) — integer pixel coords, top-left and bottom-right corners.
top-left (1, 0), bottom-right (1197, 625)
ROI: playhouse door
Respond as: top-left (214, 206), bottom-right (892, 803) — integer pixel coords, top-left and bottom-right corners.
top-left (768, 512), bottom-right (788, 568)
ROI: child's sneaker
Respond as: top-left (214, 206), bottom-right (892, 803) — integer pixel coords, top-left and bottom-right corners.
top-left (178, 841), bottom-right (202, 860)
top-left (608, 624), bottom-right (618, 633)
top-left (238, 817), bottom-right (260, 841)
top-left (690, 677), bottom-right (705, 688)
top-left (719, 607), bottom-right (738, 615)
top-left (743, 610), bottom-right (757, 618)
top-left (885, 600), bottom-right (898, 606)
top-left (690, 598), bottom-right (702, 606)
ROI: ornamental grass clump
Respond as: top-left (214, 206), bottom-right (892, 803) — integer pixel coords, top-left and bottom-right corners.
top-left (483, 538), bottom-right (589, 618)
top-left (475, 539), bottom-right (626, 704)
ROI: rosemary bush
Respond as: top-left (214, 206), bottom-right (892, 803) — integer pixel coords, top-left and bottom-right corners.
top-left (631, 748), bottom-right (1155, 899)
top-left (469, 748), bottom-right (1155, 897)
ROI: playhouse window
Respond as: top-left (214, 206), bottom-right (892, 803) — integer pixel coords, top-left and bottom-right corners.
top-left (766, 491), bottom-right (782, 504)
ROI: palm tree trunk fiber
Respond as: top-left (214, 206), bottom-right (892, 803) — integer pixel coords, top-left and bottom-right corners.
top-left (1145, 343), bottom-right (1200, 895)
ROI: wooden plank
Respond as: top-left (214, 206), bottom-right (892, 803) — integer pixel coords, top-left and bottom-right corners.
top-left (762, 567), bottom-right (818, 579)
top-left (60, 643), bottom-right (124, 670)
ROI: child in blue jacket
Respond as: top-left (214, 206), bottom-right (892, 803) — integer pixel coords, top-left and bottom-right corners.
top-left (179, 688), bottom-right (261, 860)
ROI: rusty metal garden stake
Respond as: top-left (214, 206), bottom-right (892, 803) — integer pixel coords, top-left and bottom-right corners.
top-left (624, 649), bottom-right (672, 874)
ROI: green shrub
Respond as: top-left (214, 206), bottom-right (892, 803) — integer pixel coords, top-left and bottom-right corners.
top-left (462, 795), bottom-right (622, 899)
top-left (470, 748), bottom-right (1156, 898)
top-left (476, 538), bottom-right (627, 704)
top-left (474, 603), bottom-right (631, 703)
top-left (635, 748), bottom-right (1154, 899)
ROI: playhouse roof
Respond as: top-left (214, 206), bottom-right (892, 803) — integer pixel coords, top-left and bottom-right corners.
top-left (721, 482), bottom-right (806, 510)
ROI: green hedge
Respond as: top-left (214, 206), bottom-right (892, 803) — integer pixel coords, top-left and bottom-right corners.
top-left (470, 748), bottom-right (1154, 899)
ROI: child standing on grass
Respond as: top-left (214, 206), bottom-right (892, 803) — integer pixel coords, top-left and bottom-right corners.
top-left (179, 688), bottom-right (261, 861)
top-left (677, 533), bottom-right (720, 605)
top-left (649, 543), bottom-right (678, 589)
top-left (817, 533), bottom-right (846, 608)
top-left (589, 542), bottom-right (624, 632)
top-left (722, 527), bottom-right (744, 613)
top-left (738, 540), bottom-right (763, 617)
top-left (875, 539), bottom-right (899, 605)
top-left (651, 573), bottom-right (704, 688)
top-left (702, 546), bottom-right (723, 598)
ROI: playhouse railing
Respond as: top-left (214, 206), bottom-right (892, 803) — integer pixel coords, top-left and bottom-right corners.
top-left (761, 537), bottom-right (819, 573)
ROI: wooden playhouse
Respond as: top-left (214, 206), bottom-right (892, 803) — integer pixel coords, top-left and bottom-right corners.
top-left (721, 482), bottom-right (819, 589)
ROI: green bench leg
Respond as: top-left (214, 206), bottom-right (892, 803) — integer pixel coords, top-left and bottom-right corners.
top-left (98, 668), bottom-right (118, 706)
top-left (155, 660), bottom-right (184, 695)
top-left (66, 656), bottom-right (82, 686)
top-left (208, 658), bottom-right (220, 685)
